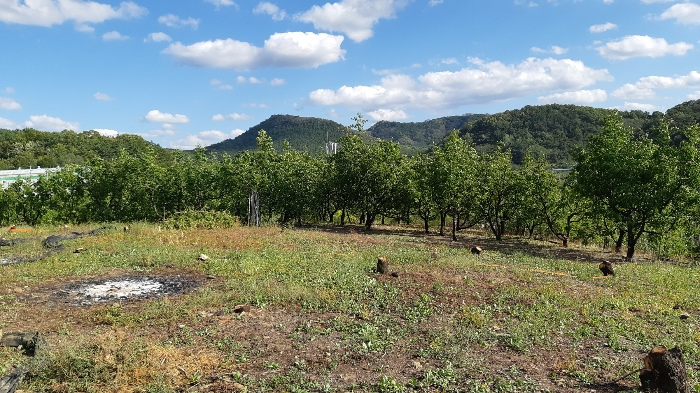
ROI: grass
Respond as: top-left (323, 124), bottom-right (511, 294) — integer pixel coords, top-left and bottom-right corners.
top-left (0, 223), bottom-right (699, 392)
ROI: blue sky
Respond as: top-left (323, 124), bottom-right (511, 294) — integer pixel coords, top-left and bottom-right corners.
top-left (0, 0), bottom-right (699, 149)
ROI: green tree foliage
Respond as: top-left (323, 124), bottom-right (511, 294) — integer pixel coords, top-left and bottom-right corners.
top-left (572, 115), bottom-right (700, 259)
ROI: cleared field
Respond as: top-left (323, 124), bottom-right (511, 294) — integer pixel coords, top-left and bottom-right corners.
top-left (1, 224), bottom-right (698, 392)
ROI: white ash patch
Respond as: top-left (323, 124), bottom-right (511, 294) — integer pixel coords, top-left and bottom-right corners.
top-left (73, 278), bottom-right (164, 301)
top-left (54, 274), bottom-right (202, 306)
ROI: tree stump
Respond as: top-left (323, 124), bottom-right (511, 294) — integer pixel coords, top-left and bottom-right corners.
top-left (639, 346), bottom-right (690, 393)
top-left (377, 256), bottom-right (388, 274)
top-left (471, 246), bottom-right (482, 255)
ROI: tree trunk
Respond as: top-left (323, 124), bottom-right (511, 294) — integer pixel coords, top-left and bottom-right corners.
top-left (640, 346), bottom-right (690, 393)
top-left (423, 217), bottom-right (429, 234)
top-left (340, 207), bottom-right (346, 226)
top-left (365, 213), bottom-right (376, 230)
top-left (439, 212), bottom-right (446, 236)
top-left (451, 213), bottom-right (457, 241)
top-left (614, 229), bottom-right (624, 253)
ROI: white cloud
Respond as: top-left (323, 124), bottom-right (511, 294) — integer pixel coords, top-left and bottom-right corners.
top-left (658, 2), bottom-right (700, 25)
top-left (205, 0), bottom-right (237, 7)
top-left (254, 2), bottom-right (286, 21)
top-left (228, 112), bottom-right (252, 120)
top-left (596, 35), bottom-right (693, 60)
top-left (688, 91), bottom-right (700, 100)
top-left (429, 0), bottom-right (443, 5)
top-left (531, 46), bottom-right (568, 55)
top-left (170, 129), bottom-right (244, 149)
top-left (102, 30), bottom-right (128, 41)
top-left (75, 23), bottom-right (94, 32)
top-left (25, 115), bottom-right (79, 131)
top-left (212, 114), bottom-right (225, 121)
top-left (237, 76), bottom-right (263, 84)
top-left (270, 78), bottom-right (285, 86)
top-left (614, 102), bottom-right (660, 112)
top-left (368, 109), bottom-right (408, 121)
top-left (93, 92), bottom-right (113, 100)
top-left (441, 57), bottom-right (458, 65)
top-left (611, 70), bottom-right (700, 99)
top-left (308, 57), bottom-right (612, 110)
top-left (589, 22), bottom-right (617, 33)
top-left (0, 117), bottom-right (17, 129)
top-left (218, 84), bottom-right (233, 90)
top-left (162, 123), bottom-right (174, 130)
top-left (249, 77), bottom-right (262, 84)
top-left (93, 128), bottom-right (118, 137)
top-left (163, 32), bottom-right (345, 70)
top-left (4, 87), bottom-right (14, 94)
top-left (143, 110), bottom-right (190, 123)
top-left (537, 89), bottom-right (607, 104)
top-left (0, 97), bottom-right (21, 110)
top-left (0, 0), bottom-right (147, 27)
top-left (158, 14), bottom-right (199, 29)
top-left (145, 32), bottom-right (172, 42)
top-left (295, 0), bottom-right (409, 42)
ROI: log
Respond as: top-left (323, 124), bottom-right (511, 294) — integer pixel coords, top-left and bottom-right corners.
top-left (639, 346), bottom-right (690, 393)
top-left (0, 369), bottom-right (26, 393)
top-left (1, 332), bottom-right (40, 356)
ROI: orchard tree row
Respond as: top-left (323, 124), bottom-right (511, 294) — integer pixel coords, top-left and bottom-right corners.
top-left (1, 115), bottom-right (699, 259)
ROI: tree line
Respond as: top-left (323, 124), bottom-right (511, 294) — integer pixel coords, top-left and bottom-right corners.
top-left (2, 115), bottom-right (700, 260)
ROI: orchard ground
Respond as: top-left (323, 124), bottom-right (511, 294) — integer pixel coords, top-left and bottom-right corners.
top-left (1, 224), bottom-right (699, 392)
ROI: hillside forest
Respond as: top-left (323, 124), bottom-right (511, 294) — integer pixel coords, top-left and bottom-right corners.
top-left (1, 101), bottom-right (700, 260)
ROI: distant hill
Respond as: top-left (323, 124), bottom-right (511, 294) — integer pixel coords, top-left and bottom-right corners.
top-left (207, 113), bottom-right (486, 156)
top-left (206, 115), bottom-right (348, 155)
top-left (457, 103), bottom-right (683, 166)
top-left (367, 114), bottom-right (485, 155)
top-left (0, 128), bottom-right (176, 170)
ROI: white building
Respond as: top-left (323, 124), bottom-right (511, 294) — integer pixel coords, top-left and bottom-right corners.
top-left (0, 167), bottom-right (60, 189)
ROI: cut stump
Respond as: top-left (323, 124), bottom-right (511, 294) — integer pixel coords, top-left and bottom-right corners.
top-left (639, 346), bottom-right (690, 393)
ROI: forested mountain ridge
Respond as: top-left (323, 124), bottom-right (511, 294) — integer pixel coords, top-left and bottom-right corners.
top-left (0, 128), bottom-right (176, 170)
top-left (205, 115), bottom-right (349, 155)
top-left (458, 103), bottom-right (680, 166)
top-left (205, 114), bottom-right (485, 156)
top-left (367, 114), bottom-right (486, 155)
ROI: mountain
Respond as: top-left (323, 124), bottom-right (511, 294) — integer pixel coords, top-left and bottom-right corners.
top-left (206, 113), bottom-right (486, 156)
top-left (0, 128), bottom-right (176, 170)
top-left (367, 114), bottom-right (486, 155)
top-left (206, 115), bottom-right (348, 156)
top-left (458, 104), bottom-right (676, 166)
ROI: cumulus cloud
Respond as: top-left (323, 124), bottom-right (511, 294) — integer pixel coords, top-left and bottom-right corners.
top-left (25, 115), bottom-right (79, 131)
top-left (158, 14), bottom-right (199, 29)
top-left (143, 110), bottom-right (190, 123)
top-left (537, 89), bottom-right (607, 104)
top-left (658, 2), bottom-right (700, 25)
top-left (93, 128), bottom-right (118, 137)
top-left (0, 117), bottom-right (17, 129)
top-left (295, 0), bottom-right (409, 42)
top-left (441, 57), bottom-right (458, 65)
top-left (75, 23), bottom-right (94, 32)
top-left (254, 2), bottom-right (286, 20)
top-left (93, 92), bottom-right (113, 100)
top-left (0, 97), bottom-right (21, 110)
top-left (145, 32), bottom-right (172, 42)
top-left (308, 57), bottom-right (612, 110)
top-left (102, 30), bottom-right (128, 40)
top-left (205, 0), bottom-right (236, 7)
top-left (270, 78), bottom-right (285, 86)
top-left (368, 109), bottom-right (408, 121)
top-left (589, 22), bottom-right (617, 33)
top-left (0, 0), bottom-right (147, 27)
top-left (4, 87), bottom-right (14, 94)
top-left (531, 46), bottom-right (568, 55)
top-left (162, 32), bottom-right (345, 70)
top-left (596, 35), bottom-right (693, 60)
top-left (170, 129), bottom-right (245, 149)
top-left (611, 70), bottom-right (700, 99)
top-left (228, 112), bottom-right (252, 120)
top-left (140, 128), bottom-right (175, 138)
top-left (212, 114), bottom-right (225, 121)
top-left (688, 91), bottom-right (700, 100)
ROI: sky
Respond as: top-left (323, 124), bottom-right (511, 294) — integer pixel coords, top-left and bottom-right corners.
top-left (0, 0), bottom-right (699, 150)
